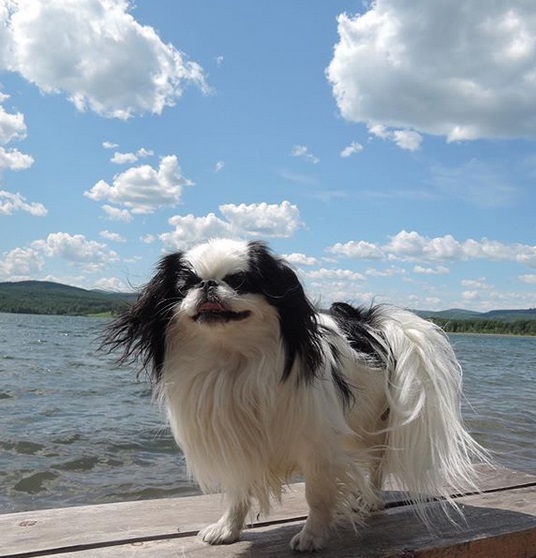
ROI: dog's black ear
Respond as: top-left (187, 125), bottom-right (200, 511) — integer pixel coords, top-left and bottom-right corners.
top-left (101, 252), bottom-right (184, 383)
top-left (248, 241), bottom-right (322, 383)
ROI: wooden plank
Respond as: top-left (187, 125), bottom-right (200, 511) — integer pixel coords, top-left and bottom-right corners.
top-left (0, 485), bottom-right (307, 557)
top-left (2, 466), bottom-right (535, 558)
top-left (29, 485), bottom-right (536, 558)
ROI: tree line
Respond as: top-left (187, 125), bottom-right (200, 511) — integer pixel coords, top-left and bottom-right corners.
top-left (429, 318), bottom-right (536, 336)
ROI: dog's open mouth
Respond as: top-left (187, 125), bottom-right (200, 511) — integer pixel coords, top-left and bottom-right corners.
top-left (193, 301), bottom-right (250, 324)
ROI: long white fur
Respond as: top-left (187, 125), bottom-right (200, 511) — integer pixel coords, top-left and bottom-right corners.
top-left (154, 239), bottom-right (487, 551)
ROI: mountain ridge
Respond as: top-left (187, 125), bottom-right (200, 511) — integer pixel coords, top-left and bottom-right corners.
top-left (0, 280), bottom-right (137, 316)
top-left (1, 280), bottom-right (535, 320)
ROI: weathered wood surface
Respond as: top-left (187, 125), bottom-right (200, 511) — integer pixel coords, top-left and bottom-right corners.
top-left (2, 465), bottom-right (536, 558)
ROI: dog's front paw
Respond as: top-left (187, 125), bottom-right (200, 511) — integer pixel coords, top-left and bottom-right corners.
top-left (290, 528), bottom-right (327, 552)
top-left (198, 521), bottom-right (240, 545)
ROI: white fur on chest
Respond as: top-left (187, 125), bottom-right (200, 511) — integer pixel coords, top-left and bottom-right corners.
top-left (160, 330), bottom-right (305, 503)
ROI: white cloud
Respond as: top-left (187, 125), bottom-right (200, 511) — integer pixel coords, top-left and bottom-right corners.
top-left (0, 102), bottom-right (26, 144)
top-left (92, 276), bottom-right (131, 292)
top-left (0, 247), bottom-right (44, 279)
top-left (219, 201), bottom-right (302, 238)
top-left (307, 268), bottom-right (365, 282)
top-left (214, 160), bottom-right (225, 173)
top-left (330, 239), bottom-right (384, 260)
top-left (330, 230), bottom-right (536, 267)
top-left (413, 265), bottom-right (450, 275)
top-left (0, 147), bottom-right (33, 170)
top-left (368, 125), bottom-right (422, 151)
top-left (31, 232), bottom-right (118, 269)
top-left (328, 1), bottom-right (536, 141)
top-left (101, 204), bottom-right (133, 222)
top-left (111, 152), bottom-right (138, 165)
top-left (283, 253), bottom-right (319, 266)
top-left (99, 230), bottom-right (126, 243)
top-left (85, 155), bottom-right (192, 214)
top-left (290, 145), bottom-right (319, 164)
top-left (0, 190), bottom-right (47, 216)
top-left (340, 141), bottom-right (364, 157)
top-left (519, 274), bottom-right (536, 284)
top-left (160, 213), bottom-right (233, 251)
top-left (160, 201), bottom-right (303, 250)
top-left (391, 130), bottom-right (422, 151)
top-left (102, 141), bottom-right (118, 149)
top-left (1, 0), bottom-right (208, 119)
top-left (0, 100), bottom-right (33, 170)
top-left (110, 147), bottom-right (153, 164)
top-left (366, 265), bottom-right (408, 277)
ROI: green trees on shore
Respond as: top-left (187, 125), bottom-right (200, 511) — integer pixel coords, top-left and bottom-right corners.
top-left (430, 318), bottom-right (536, 336)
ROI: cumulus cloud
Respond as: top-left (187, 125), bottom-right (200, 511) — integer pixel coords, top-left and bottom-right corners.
top-left (92, 276), bottom-right (131, 292)
top-left (283, 253), bottom-right (319, 266)
top-left (290, 145), bottom-right (319, 164)
top-left (327, 1), bottom-right (536, 141)
top-left (85, 155), bottom-right (192, 214)
top-left (1, 0), bottom-right (208, 119)
top-left (101, 204), bottom-right (132, 222)
top-left (0, 190), bottom-right (47, 216)
top-left (307, 268), bottom-right (366, 282)
top-left (519, 274), bottom-right (536, 284)
top-left (0, 147), bottom-right (33, 170)
top-left (0, 102), bottom-right (26, 144)
top-left (330, 230), bottom-right (536, 267)
top-left (0, 247), bottom-right (44, 279)
top-left (160, 213), bottom-right (232, 251)
top-left (214, 161), bottom-right (225, 173)
top-left (219, 201), bottom-right (302, 238)
top-left (368, 124), bottom-right (422, 151)
top-left (31, 232), bottom-right (118, 269)
top-left (111, 152), bottom-right (138, 165)
top-left (340, 141), bottom-right (364, 158)
top-left (110, 147), bottom-right (153, 165)
top-left (160, 200), bottom-right (302, 250)
top-left (99, 230), bottom-right (126, 242)
top-left (0, 99), bottom-right (34, 170)
top-left (413, 265), bottom-right (450, 275)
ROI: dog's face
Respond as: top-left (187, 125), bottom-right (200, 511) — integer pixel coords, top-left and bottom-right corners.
top-left (177, 238), bottom-right (260, 328)
top-left (105, 238), bottom-right (323, 383)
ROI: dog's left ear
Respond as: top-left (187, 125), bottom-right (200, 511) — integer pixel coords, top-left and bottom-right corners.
top-left (102, 252), bottom-right (184, 383)
top-left (248, 241), bottom-right (322, 383)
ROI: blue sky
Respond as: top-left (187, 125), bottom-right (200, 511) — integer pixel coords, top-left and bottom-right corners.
top-left (1, 0), bottom-right (535, 311)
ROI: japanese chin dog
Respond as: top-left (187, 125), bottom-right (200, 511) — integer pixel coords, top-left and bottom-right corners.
top-left (104, 238), bottom-right (487, 551)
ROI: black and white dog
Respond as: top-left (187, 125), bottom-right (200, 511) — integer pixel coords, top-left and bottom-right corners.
top-left (104, 238), bottom-right (486, 551)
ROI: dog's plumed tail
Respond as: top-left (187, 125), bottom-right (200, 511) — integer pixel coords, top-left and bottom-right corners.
top-left (372, 307), bottom-right (489, 519)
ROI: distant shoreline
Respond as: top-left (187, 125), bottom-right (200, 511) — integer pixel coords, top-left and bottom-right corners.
top-left (1, 310), bottom-right (535, 337)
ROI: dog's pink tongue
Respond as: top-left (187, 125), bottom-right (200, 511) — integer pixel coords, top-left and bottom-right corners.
top-left (198, 301), bottom-right (225, 312)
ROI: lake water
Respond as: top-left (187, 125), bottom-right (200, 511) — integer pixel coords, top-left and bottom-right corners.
top-left (1, 312), bottom-right (535, 514)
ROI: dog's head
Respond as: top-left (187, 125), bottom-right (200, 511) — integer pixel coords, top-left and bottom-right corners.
top-left (104, 239), bottom-right (322, 384)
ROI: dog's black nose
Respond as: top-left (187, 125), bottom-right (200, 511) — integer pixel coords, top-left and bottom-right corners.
top-left (199, 279), bottom-right (218, 291)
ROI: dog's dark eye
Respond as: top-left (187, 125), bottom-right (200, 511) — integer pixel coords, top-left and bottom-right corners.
top-left (178, 270), bottom-right (201, 291)
top-left (224, 272), bottom-right (248, 291)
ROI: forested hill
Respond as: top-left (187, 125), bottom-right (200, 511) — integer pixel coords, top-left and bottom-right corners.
top-left (415, 308), bottom-right (536, 335)
top-left (0, 281), bottom-right (535, 335)
top-left (0, 281), bottom-right (137, 316)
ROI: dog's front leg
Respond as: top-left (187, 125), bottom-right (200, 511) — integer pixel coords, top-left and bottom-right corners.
top-left (198, 497), bottom-right (250, 545)
top-left (290, 462), bottom-right (338, 552)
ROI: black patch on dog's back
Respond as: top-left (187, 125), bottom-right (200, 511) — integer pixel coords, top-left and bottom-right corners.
top-left (328, 302), bottom-right (387, 367)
